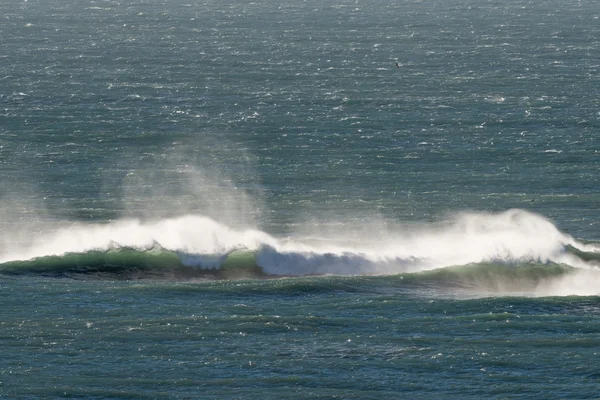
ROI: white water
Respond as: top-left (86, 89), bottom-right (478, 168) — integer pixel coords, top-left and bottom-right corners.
top-left (257, 209), bottom-right (597, 276)
top-left (2, 209), bottom-right (597, 274)
top-left (2, 208), bottom-right (600, 295)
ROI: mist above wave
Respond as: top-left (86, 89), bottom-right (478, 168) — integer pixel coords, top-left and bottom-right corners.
top-left (1, 209), bottom-right (596, 275)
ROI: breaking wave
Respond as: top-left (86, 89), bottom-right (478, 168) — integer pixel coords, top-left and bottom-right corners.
top-left (0, 209), bottom-right (598, 295)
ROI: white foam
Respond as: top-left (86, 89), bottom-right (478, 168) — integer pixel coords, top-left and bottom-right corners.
top-left (0, 215), bottom-right (274, 265)
top-left (256, 209), bottom-right (589, 276)
top-left (1, 209), bottom-right (597, 279)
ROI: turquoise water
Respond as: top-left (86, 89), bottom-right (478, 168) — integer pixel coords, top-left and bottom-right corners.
top-left (1, 0), bottom-right (600, 398)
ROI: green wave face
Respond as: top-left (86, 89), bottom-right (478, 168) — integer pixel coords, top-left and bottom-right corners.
top-left (0, 248), bottom-right (264, 281)
top-left (0, 246), bottom-right (584, 296)
top-left (1, 209), bottom-right (597, 285)
top-left (0, 234), bottom-right (598, 296)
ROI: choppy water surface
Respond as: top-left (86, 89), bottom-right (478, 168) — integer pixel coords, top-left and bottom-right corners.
top-left (1, 0), bottom-right (599, 398)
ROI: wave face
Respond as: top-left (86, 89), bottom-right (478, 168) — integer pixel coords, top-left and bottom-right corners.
top-left (1, 209), bottom-right (599, 295)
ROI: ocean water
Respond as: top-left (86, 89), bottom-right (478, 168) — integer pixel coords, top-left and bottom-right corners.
top-left (1, 0), bottom-right (600, 398)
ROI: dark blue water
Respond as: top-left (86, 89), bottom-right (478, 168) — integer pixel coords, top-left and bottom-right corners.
top-left (1, 0), bottom-right (599, 398)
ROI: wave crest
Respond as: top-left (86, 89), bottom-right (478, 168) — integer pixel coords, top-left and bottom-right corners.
top-left (0, 210), bottom-right (598, 288)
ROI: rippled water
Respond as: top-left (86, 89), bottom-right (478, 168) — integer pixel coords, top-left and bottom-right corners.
top-left (1, 0), bottom-right (599, 398)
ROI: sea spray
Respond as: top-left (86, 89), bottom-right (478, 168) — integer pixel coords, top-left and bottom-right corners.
top-left (256, 209), bottom-right (592, 276)
top-left (0, 215), bottom-right (273, 264)
top-left (1, 209), bottom-right (597, 283)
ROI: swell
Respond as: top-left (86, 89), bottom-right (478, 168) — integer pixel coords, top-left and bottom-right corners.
top-left (2, 247), bottom-right (596, 298)
top-left (0, 210), bottom-right (598, 289)
top-left (402, 262), bottom-right (577, 295)
top-left (0, 244), bottom-right (595, 286)
top-left (0, 247), bottom-right (264, 280)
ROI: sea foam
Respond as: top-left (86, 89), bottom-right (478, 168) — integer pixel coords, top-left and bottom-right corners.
top-left (2, 209), bottom-right (595, 276)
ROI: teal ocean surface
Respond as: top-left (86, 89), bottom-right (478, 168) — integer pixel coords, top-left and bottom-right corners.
top-left (1, 0), bottom-right (600, 398)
